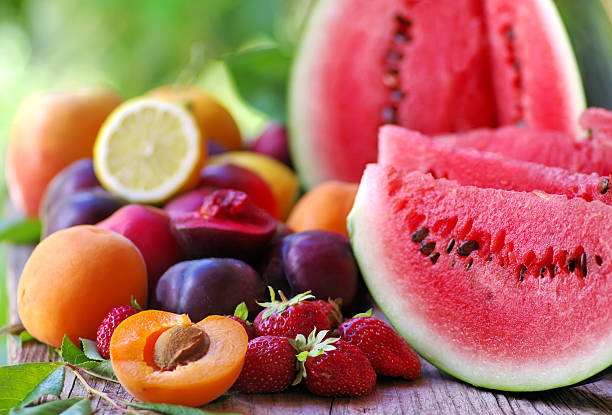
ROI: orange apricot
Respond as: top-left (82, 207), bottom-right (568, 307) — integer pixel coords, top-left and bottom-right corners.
top-left (110, 310), bottom-right (248, 407)
top-left (7, 87), bottom-right (122, 217)
top-left (148, 85), bottom-right (242, 151)
top-left (286, 181), bottom-right (359, 236)
top-left (17, 225), bottom-right (147, 348)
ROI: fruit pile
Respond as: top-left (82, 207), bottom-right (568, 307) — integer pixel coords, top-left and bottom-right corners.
top-left (10, 84), bottom-right (403, 407)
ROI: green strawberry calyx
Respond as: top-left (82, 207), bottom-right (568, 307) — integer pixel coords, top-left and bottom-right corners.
top-left (233, 302), bottom-right (252, 327)
top-left (288, 329), bottom-right (340, 385)
top-left (257, 286), bottom-right (315, 319)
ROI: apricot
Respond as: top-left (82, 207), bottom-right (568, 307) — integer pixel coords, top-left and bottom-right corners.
top-left (148, 85), bottom-right (242, 151)
top-left (209, 152), bottom-right (299, 220)
top-left (110, 310), bottom-right (248, 406)
top-left (17, 226), bottom-right (147, 348)
top-left (286, 181), bottom-right (358, 236)
top-left (7, 87), bottom-right (122, 217)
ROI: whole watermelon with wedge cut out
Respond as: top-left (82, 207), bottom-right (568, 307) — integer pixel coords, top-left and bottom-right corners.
top-left (348, 164), bottom-right (612, 391)
top-left (289, 0), bottom-right (591, 188)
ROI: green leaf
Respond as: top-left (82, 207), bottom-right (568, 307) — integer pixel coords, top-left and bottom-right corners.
top-left (130, 297), bottom-right (143, 311)
top-left (82, 361), bottom-right (117, 383)
top-left (225, 46), bottom-right (291, 121)
top-left (59, 337), bottom-right (93, 368)
top-left (0, 362), bottom-right (65, 413)
top-left (352, 309), bottom-right (373, 318)
top-left (0, 220), bottom-right (41, 244)
top-left (79, 340), bottom-right (102, 362)
top-left (59, 337), bottom-right (117, 382)
top-left (20, 367), bottom-right (65, 408)
top-left (10, 398), bottom-right (90, 415)
top-left (120, 400), bottom-right (241, 415)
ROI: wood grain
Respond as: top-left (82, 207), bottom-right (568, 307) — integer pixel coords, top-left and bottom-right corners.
top-left (6, 244), bottom-right (612, 414)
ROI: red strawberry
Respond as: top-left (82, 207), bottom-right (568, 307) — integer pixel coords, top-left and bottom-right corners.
top-left (96, 304), bottom-right (139, 359)
top-left (312, 299), bottom-right (343, 329)
top-left (291, 330), bottom-right (376, 397)
top-left (337, 313), bottom-right (421, 380)
top-left (233, 336), bottom-right (297, 393)
top-left (253, 288), bottom-right (330, 338)
top-left (226, 302), bottom-right (254, 340)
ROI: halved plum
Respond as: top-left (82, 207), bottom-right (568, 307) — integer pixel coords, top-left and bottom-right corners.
top-left (171, 189), bottom-right (277, 260)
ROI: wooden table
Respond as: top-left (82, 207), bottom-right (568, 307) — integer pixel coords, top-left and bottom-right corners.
top-left (6, 244), bottom-right (612, 414)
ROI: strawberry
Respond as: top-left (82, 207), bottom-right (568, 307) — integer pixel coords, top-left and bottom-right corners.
top-left (291, 330), bottom-right (376, 397)
top-left (96, 304), bottom-right (139, 359)
top-left (233, 336), bottom-right (297, 393)
top-left (312, 298), bottom-right (343, 329)
top-left (337, 312), bottom-right (421, 379)
top-left (253, 288), bottom-right (330, 338)
top-left (226, 302), bottom-right (254, 340)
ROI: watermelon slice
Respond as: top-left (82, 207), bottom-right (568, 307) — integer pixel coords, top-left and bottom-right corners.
top-left (378, 125), bottom-right (612, 204)
top-left (348, 164), bottom-right (612, 391)
top-left (290, 0), bottom-right (585, 188)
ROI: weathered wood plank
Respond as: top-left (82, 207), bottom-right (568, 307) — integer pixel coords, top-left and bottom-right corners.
top-left (6, 244), bottom-right (612, 414)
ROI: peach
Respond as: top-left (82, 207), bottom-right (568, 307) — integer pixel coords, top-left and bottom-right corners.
top-left (17, 225), bottom-right (147, 347)
top-left (7, 87), bottom-right (122, 217)
top-left (148, 85), bottom-right (242, 151)
top-left (110, 311), bottom-right (248, 406)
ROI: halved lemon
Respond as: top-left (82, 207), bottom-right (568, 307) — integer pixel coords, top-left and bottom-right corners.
top-left (94, 98), bottom-right (205, 204)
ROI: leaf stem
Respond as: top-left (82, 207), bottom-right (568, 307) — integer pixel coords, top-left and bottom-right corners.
top-left (66, 363), bottom-right (128, 413)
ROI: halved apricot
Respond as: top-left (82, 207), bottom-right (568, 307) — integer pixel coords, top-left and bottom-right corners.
top-left (110, 310), bottom-right (248, 406)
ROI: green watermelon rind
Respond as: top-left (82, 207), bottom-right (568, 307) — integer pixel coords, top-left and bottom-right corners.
top-left (347, 167), bottom-right (612, 392)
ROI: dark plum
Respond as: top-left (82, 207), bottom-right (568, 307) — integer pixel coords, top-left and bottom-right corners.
top-left (259, 239), bottom-right (292, 295)
top-left (199, 163), bottom-right (278, 219)
top-left (171, 189), bottom-right (277, 260)
top-left (155, 258), bottom-right (266, 321)
top-left (42, 188), bottom-right (125, 238)
top-left (282, 230), bottom-right (369, 313)
top-left (250, 122), bottom-right (292, 168)
top-left (40, 158), bottom-right (100, 219)
top-left (97, 205), bottom-right (184, 290)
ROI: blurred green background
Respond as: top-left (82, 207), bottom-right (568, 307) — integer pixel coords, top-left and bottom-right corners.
top-left (0, 0), bottom-right (611, 365)
top-left (0, 0), bottom-right (312, 364)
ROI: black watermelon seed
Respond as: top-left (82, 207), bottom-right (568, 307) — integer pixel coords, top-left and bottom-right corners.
top-left (568, 258), bottom-right (576, 272)
top-left (381, 106), bottom-right (397, 124)
top-left (551, 265), bottom-right (557, 278)
top-left (446, 238), bottom-right (455, 253)
top-left (519, 265), bottom-right (527, 281)
top-left (466, 258), bottom-right (473, 270)
top-left (387, 51), bottom-right (403, 62)
top-left (488, 255), bottom-right (493, 262)
top-left (420, 241), bottom-right (436, 256)
top-left (394, 32), bottom-right (410, 43)
top-left (451, 259), bottom-right (456, 267)
top-left (390, 89), bottom-right (405, 102)
top-left (595, 255), bottom-right (603, 266)
top-left (411, 228), bottom-right (429, 243)
top-left (506, 28), bottom-right (515, 39)
top-left (539, 267), bottom-right (546, 278)
top-left (395, 15), bottom-right (411, 27)
top-left (598, 178), bottom-right (609, 195)
top-left (457, 240), bottom-right (479, 256)
top-left (580, 253), bottom-right (588, 277)
top-left (430, 252), bottom-right (440, 264)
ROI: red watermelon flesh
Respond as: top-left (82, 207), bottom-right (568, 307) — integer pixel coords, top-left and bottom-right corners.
top-left (580, 107), bottom-right (612, 138)
top-left (290, 0), bottom-right (584, 188)
top-left (348, 165), bottom-right (612, 391)
top-left (378, 125), bottom-right (612, 204)
top-left (435, 124), bottom-right (612, 176)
